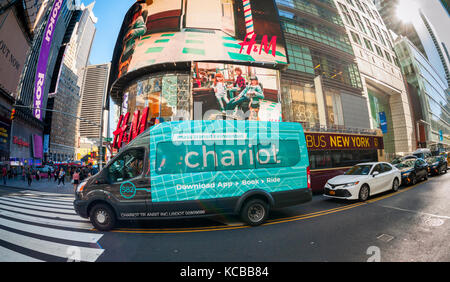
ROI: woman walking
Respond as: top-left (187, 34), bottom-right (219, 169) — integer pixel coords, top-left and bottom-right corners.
top-left (72, 169), bottom-right (80, 192)
top-left (57, 168), bottom-right (65, 187)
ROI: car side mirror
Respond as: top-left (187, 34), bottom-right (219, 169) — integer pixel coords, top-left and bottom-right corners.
top-left (372, 171), bottom-right (380, 177)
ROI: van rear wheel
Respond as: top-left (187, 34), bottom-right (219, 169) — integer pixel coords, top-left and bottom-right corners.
top-left (89, 203), bottom-right (116, 231)
top-left (240, 198), bottom-right (269, 226)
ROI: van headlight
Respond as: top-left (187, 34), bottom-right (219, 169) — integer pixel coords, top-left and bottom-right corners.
top-left (77, 181), bottom-right (87, 193)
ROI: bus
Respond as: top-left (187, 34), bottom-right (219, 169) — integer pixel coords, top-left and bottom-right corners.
top-left (74, 120), bottom-right (312, 231)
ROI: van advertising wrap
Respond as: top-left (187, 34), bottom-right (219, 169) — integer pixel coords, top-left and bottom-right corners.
top-left (149, 120), bottom-right (307, 203)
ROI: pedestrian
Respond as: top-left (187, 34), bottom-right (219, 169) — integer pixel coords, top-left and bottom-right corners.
top-left (26, 168), bottom-right (32, 187)
top-left (2, 166), bottom-right (7, 185)
top-left (72, 169), bottom-right (80, 192)
top-left (57, 168), bottom-right (65, 187)
top-left (35, 169), bottom-right (40, 182)
top-left (54, 168), bottom-right (58, 182)
top-left (47, 168), bottom-right (51, 182)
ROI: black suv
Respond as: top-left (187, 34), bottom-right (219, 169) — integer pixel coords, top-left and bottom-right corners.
top-left (426, 156), bottom-right (448, 176)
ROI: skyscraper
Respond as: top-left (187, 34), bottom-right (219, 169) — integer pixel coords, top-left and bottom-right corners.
top-left (375, 0), bottom-right (450, 87)
top-left (333, 0), bottom-right (415, 157)
top-left (10, 0), bottom-right (77, 166)
top-left (79, 63), bottom-right (110, 140)
top-left (43, 2), bottom-right (97, 162)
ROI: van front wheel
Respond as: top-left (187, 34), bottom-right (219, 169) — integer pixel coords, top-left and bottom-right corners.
top-left (240, 198), bottom-right (269, 226)
top-left (89, 203), bottom-right (116, 231)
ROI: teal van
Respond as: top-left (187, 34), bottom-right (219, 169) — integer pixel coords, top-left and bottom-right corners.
top-left (74, 120), bottom-right (312, 231)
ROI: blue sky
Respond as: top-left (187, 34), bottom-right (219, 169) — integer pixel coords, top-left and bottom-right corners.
top-left (87, 0), bottom-right (136, 65)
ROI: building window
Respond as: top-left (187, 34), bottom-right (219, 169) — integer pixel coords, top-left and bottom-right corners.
top-left (352, 10), bottom-right (367, 34)
top-left (384, 51), bottom-right (392, 63)
top-left (364, 37), bottom-right (374, 52)
top-left (286, 43), bottom-right (315, 74)
top-left (324, 88), bottom-right (344, 126)
top-left (338, 3), bottom-right (355, 27)
top-left (350, 31), bottom-right (361, 45)
top-left (374, 44), bottom-right (384, 58)
top-left (282, 82), bottom-right (320, 125)
top-left (363, 17), bottom-right (377, 40)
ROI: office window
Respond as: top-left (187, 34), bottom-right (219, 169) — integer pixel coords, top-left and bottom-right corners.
top-left (384, 51), bottom-right (392, 63)
top-left (374, 44), bottom-right (383, 57)
top-left (350, 31), bottom-right (361, 45)
top-left (286, 43), bottom-right (315, 74)
top-left (352, 10), bottom-right (367, 34)
top-left (364, 38), bottom-right (374, 52)
top-left (338, 3), bottom-right (355, 27)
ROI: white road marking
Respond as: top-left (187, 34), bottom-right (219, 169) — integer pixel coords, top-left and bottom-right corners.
top-left (0, 199), bottom-right (77, 214)
top-left (0, 246), bottom-right (43, 262)
top-left (0, 203), bottom-right (88, 221)
top-left (378, 204), bottom-right (450, 219)
top-left (3, 196), bottom-right (74, 209)
top-left (0, 229), bottom-right (104, 262)
top-left (0, 217), bottom-right (102, 243)
top-left (0, 209), bottom-right (92, 230)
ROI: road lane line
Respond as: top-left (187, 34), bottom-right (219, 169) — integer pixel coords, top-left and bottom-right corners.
top-left (0, 199), bottom-right (77, 214)
top-left (0, 217), bottom-right (102, 243)
top-left (375, 205), bottom-right (450, 219)
top-left (0, 229), bottom-right (104, 262)
top-left (0, 203), bottom-right (88, 221)
top-left (0, 209), bottom-right (92, 230)
top-left (0, 246), bottom-right (43, 262)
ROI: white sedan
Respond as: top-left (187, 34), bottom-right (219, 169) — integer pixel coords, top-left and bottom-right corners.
top-left (323, 162), bottom-right (401, 201)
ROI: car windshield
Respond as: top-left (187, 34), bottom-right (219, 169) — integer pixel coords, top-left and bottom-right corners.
top-left (345, 165), bottom-right (373, 175)
top-left (395, 160), bottom-right (415, 169)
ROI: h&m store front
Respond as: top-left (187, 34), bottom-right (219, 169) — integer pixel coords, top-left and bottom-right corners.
top-left (109, 0), bottom-right (384, 193)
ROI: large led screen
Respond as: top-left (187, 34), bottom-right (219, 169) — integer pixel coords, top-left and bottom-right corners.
top-left (110, 0), bottom-right (288, 84)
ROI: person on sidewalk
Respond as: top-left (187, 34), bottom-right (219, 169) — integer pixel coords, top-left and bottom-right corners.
top-left (72, 169), bottom-right (80, 192)
top-left (57, 168), bottom-right (65, 187)
top-left (2, 166), bottom-right (7, 185)
top-left (47, 168), bottom-right (51, 182)
top-left (26, 167), bottom-right (33, 187)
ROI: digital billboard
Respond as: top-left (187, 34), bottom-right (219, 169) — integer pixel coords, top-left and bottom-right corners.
top-left (110, 0), bottom-right (288, 84)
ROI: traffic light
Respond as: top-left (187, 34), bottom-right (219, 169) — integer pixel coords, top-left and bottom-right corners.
top-left (10, 108), bottom-right (15, 120)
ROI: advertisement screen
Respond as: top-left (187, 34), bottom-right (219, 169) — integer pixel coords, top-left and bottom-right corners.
top-left (192, 62), bottom-right (281, 121)
top-left (110, 0), bottom-right (288, 84)
top-left (0, 9), bottom-right (31, 96)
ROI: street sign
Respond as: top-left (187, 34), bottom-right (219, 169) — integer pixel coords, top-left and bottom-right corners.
top-left (104, 137), bottom-right (113, 142)
top-left (379, 112), bottom-right (388, 134)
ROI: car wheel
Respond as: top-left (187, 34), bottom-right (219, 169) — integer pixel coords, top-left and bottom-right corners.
top-left (358, 184), bottom-right (370, 202)
top-left (89, 203), bottom-right (116, 231)
top-left (424, 173), bottom-right (428, 181)
top-left (392, 178), bottom-right (400, 192)
top-left (240, 198), bottom-right (269, 226)
top-left (410, 173), bottom-right (417, 185)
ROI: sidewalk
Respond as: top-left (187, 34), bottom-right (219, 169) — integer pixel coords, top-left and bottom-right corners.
top-left (0, 177), bottom-right (75, 195)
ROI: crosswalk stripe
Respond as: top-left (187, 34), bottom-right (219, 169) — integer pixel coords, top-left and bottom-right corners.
top-left (0, 246), bottom-right (43, 262)
top-left (6, 196), bottom-right (74, 207)
top-left (8, 195), bottom-right (74, 204)
top-left (12, 191), bottom-right (75, 198)
top-left (0, 209), bottom-right (92, 230)
top-left (0, 217), bottom-right (102, 243)
top-left (3, 197), bottom-right (74, 210)
top-left (0, 229), bottom-right (104, 262)
top-left (0, 203), bottom-right (88, 221)
top-left (0, 199), bottom-right (77, 214)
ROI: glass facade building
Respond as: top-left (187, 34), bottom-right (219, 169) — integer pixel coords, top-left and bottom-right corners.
top-left (334, 0), bottom-right (415, 158)
top-left (395, 37), bottom-right (450, 150)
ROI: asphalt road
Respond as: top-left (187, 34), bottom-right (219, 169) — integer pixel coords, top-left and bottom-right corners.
top-left (0, 171), bottom-right (449, 262)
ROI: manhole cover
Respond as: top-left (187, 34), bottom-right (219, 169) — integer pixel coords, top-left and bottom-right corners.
top-left (377, 234), bottom-right (394, 242)
top-left (424, 217), bottom-right (444, 227)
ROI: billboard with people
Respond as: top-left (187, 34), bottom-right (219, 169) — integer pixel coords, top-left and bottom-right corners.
top-left (110, 0), bottom-right (288, 84)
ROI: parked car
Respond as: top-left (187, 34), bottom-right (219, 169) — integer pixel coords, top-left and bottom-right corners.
top-left (323, 162), bottom-right (401, 201)
top-left (394, 158), bottom-right (428, 185)
top-left (426, 156), bottom-right (448, 176)
top-left (412, 148), bottom-right (432, 160)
